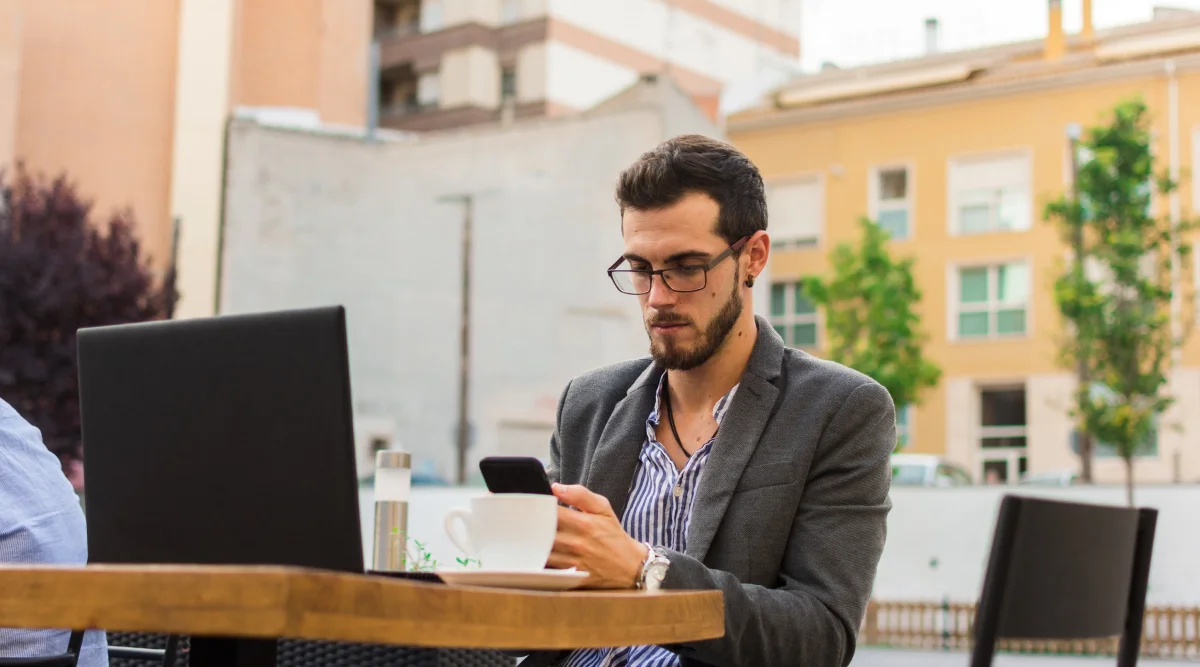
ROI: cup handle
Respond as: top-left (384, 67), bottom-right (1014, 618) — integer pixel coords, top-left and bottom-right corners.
top-left (444, 508), bottom-right (476, 558)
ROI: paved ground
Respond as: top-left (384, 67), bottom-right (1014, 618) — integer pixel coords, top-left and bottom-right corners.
top-left (850, 647), bottom-right (1197, 666)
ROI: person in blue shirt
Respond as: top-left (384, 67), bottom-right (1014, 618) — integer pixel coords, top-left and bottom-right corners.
top-left (0, 396), bottom-right (108, 666)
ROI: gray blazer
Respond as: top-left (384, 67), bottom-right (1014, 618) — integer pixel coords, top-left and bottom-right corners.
top-left (522, 317), bottom-right (894, 667)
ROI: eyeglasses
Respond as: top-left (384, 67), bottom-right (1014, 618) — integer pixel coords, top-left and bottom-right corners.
top-left (607, 236), bottom-right (750, 295)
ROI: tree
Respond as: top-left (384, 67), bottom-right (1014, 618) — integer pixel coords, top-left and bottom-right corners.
top-left (0, 165), bottom-right (177, 488)
top-left (803, 217), bottom-right (941, 449)
top-left (1045, 97), bottom-right (1193, 506)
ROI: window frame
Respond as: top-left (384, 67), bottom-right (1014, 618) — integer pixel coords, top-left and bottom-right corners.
top-left (765, 172), bottom-right (826, 251)
top-left (768, 280), bottom-right (821, 349)
top-left (947, 148), bottom-right (1034, 237)
top-left (895, 404), bottom-right (914, 450)
top-left (500, 65), bottom-right (517, 101)
top-left (948, 257), bottom-right (1034, 342)
top-left (869, 162), bottom-right (915, 241)
top-left (977, 383), bottom-right (1029, 484)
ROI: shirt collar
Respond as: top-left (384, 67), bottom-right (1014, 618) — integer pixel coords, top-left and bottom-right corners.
top-left (647, 372), bottom-right (740, 428)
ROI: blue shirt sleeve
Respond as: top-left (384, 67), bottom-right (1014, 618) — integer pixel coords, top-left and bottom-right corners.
top-left (0, 398), bottom-right (109, 666)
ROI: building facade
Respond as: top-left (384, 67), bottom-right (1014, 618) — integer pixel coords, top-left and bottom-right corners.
top-left (373, 0), bottom-right (801, 131)
top-left (218, 77), bottom-right (725, 483)
top-left (0, 0), bottom-right (373, 319)
top-left (728, 5), bottom-right (1200, 484)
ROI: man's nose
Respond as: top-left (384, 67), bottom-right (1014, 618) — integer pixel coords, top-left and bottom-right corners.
top-left (645, 274), bottom-right (678, 309)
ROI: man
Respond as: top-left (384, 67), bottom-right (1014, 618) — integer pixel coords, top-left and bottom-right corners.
top-left (530, 135), bottom-right (894, 666)
top-left (0, 397), bottom-right (109, 666)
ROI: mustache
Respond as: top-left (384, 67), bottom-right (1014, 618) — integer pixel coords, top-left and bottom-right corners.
top-left (646, 313), bottom-right (693, 327)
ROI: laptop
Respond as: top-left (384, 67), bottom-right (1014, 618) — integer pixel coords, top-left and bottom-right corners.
top-left (76, 306), bottom-right (364, 572)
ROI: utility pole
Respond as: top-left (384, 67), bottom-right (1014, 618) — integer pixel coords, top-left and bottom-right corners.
top-left (438, 193), bottom-right (473, 485)
top-left (1067, 122), bottom-right (1094, 484)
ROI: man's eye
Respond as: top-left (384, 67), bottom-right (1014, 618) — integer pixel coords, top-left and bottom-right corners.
top-left (674, 266), bottom-right (705, 275)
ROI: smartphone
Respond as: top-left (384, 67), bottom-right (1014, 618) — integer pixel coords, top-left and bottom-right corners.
top-left (478, 456), bottom-right (554, 495)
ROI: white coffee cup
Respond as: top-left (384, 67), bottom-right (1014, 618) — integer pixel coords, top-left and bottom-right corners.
top-left (444, 493), bottom-right (558, 571)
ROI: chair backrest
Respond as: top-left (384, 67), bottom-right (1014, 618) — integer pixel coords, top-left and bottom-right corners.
top-left (970, 495), bottom-right (1158, 667)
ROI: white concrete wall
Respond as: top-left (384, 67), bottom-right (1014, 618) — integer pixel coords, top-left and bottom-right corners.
top-left (544, 41), bottom-right (638, 111)
top-left (358, 484), bottom-right (1200, 605)
top-left (877, 485), bottom-right (1200, 605)
top-left (221, 89), bottom-right (717, 482)
top-left (707, 0), bottom-right (797, 30)
top-left (545, 0), bottom-right (797, 87)
top-left (515, 42), bottom-right (546, 104)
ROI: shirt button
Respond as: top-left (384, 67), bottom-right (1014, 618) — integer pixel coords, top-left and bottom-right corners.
top-left (673, 485), bottom-right (683, 498)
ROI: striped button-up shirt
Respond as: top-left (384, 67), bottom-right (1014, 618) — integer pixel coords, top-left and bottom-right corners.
top-left (563, 375), bottom-right (738, 667)
top-left (0, 398), bottom-right (109, 666)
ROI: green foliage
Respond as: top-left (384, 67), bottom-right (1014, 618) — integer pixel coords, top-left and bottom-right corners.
top-left (1045, 97), bottom-right (1194, 502)
top-left (393, 528), bottom-right (480, 572)
top-left (803, 217), bottom-right (941, 448)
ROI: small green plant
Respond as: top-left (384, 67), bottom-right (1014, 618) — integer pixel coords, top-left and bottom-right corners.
top-left (390, 528), bottom-right (480, 571)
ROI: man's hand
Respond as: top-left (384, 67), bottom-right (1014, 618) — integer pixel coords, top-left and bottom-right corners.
top-left (548, 483), bottom-right (648, 589)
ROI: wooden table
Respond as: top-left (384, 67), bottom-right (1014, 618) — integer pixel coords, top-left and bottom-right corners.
top-left (0, 564), bottom-right (724, 666)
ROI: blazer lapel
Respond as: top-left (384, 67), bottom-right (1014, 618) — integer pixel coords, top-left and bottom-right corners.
top-left (686, 316), bottom-right (784, 562)
top-left (584, 361), bottom-right (661, 519)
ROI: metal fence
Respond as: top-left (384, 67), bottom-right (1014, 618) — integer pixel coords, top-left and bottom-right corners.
top-left (860, 600), bottom-right (1200, 660)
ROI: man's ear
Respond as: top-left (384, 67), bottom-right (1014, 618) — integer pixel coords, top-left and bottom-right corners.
top-left (744, 231), bottom-right (770, 284)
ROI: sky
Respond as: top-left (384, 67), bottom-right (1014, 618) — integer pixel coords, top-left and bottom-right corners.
top-left (798, 0), bottom-right (1200, 71)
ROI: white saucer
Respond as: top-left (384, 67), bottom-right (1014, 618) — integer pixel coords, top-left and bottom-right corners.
top-left (435, 568), bottom-right (590, 591)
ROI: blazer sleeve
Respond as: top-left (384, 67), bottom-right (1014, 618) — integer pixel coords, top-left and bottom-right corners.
top-left (661, 381), bottom-right (895, 667)
top-left (545, 379), bottom-right (572, 486)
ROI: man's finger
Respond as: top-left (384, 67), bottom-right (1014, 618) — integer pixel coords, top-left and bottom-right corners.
top-left (552, 483), bottom-right (615, 517)
top-left (545, 552), bottom-right (577, 570)
top-left (552, 533), bottom-right (584, 557)
top-left (555, 506), bottom-right (589, 533)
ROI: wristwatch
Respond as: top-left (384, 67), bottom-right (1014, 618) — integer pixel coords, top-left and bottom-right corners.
top-left (636, 543), bottom-right (671, 591)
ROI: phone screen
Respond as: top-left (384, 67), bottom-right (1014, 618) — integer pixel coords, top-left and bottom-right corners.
top-left (478, 456), bottom-right (554, 495)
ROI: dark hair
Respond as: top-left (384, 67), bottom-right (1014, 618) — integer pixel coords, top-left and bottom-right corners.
top-left (615, 134), bottom-right (768, 243)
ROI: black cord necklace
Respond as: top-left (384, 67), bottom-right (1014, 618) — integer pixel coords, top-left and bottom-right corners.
top-left (662, 374), bottom-right (719, 460)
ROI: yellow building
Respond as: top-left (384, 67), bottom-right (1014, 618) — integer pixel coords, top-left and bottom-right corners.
top-left (729, 3), bottom-right (1200, 485)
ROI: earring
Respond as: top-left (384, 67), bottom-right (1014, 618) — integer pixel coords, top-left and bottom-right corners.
top-left (745, 275), bottom-right (756, 288)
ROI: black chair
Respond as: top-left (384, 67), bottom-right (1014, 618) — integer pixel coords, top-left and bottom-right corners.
top-left (970, 495), bottom-right (1158, 667)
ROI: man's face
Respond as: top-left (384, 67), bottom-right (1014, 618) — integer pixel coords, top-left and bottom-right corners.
top-left (619, 192), bottom-right (744, 371)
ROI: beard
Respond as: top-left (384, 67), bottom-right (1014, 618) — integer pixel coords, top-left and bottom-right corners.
top-left (645, 268), bottom-right (744, 371)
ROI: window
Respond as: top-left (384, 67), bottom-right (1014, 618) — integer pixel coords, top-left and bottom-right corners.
top-left (950, 153), bottom-right (1032, 235)
top-left (417, 71), bottom-right (440, 107)
top-left (871, 166), bottom-right (911, 240)
top-left (500, 66), bottom-right (517, 101)
top-left (956, 262), bottom-right (1029, 339)
top-left (769, 281), bottom-right (819, 348)
top-left (980, 387), bottom-right (1028, 483)
top-left (895, 405), bottom-right (912, 449)
top-left (767, 177), bottom-right (823, 249)
top-left (500, 0), bottom-right (521, 24)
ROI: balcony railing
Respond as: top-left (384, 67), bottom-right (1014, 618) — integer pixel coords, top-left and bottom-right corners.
top-left (380, 101), bottom-right (438, 118)
top-left (860, 599), bottom-right (1200, 659)
top-left (374, 20), bottom-right (422, 40)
